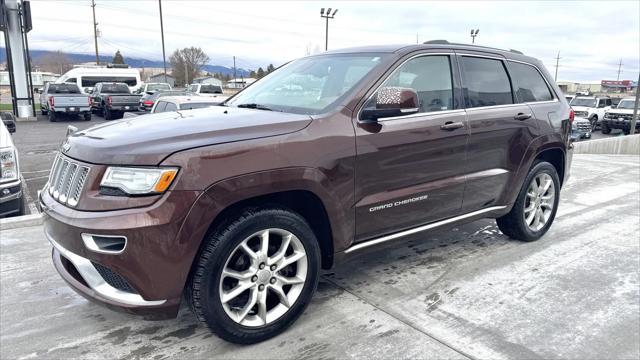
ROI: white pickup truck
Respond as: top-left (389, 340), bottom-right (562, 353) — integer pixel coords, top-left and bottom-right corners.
top-left (186, 84), bottom-right (229, 102)
top-left (39, 83), bottom-right (92, 122)
top-left (570, 96), bottom-right (613, 131)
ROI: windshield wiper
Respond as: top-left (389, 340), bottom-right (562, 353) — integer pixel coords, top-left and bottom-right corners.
top-left (236, 103), bottom-right (273, 111)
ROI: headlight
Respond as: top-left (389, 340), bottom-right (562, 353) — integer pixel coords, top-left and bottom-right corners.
top-left (100, 167), bottom-right (178, 195)
top-left (0, 147), bottom-right (18, 183)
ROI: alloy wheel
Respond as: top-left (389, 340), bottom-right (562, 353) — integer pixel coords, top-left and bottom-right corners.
top-left (219, 228), bottom-right (307, 327)
top-left (523, 173), bottom-right (555, 232)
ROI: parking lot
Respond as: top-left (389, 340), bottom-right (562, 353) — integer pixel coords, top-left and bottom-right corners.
top-left (1, 153), bottom-right (638, 359)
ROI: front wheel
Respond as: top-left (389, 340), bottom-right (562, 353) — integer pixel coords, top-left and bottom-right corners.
top-left (187, 207), bottom-right (320, 344)
top-left (497, 161), bottom-right (560, 241)
top-left (601, 122), bottom-right (611, 134)
top-left (589, 115), bottom-right (598, 131)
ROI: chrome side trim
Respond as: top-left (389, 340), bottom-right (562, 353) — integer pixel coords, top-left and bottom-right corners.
top-left (345, 206), bottom-right (507, 254)
top-left (46, 230), bottom-right (166, 306)
top-left (465, 168), bottom-right (509, 179)
top-left (81, 233), bottom-right (128, 255)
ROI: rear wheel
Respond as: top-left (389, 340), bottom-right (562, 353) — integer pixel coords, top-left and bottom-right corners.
top-left (497, 161), bottom-right (560, 241)
top-left (601, 122), bottom-right (611, 134)
top-left (41, 107), bottom-right (48, 115)
top-left (48, 111), bottom-right (57, 122)
top-left (187, 207), bottom-right (320, 344)
top-left (102, 107), bottom-right (112, 120)
top-left (83, 112), bottom-right (92, 121)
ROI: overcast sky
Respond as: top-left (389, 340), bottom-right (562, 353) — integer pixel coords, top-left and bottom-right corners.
top-left (7, 0), bottom-right (640, 82)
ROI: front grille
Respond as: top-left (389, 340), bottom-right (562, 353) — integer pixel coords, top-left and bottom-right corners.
top-left (91, 261), bottom-right (137, 293)
top-left (576, 122), bottom-right (591, 130)
top-left (574, 111), bottom-right (588, 117)
top-left (606, 113), bottom-right (632, 121)
top-left (47, 154), bottom-right (90, 207)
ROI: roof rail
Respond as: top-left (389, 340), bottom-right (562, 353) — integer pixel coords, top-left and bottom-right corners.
top-left (423, 40), bottom-right (449, 44)
top-left (509, 49), bottom-right (523, 55)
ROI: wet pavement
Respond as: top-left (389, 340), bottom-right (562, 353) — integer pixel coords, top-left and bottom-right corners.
top-left (1, 154), bottom-right (639, 359)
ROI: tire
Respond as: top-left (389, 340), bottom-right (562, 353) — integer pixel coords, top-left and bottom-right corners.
top-left (187, 207), bottom-right (320, 344)
top-left (623, 127), bottom-right (631, 135)
top-left (103, 107), bottom-right (112, 120)
top-left (589, 115), bottom-right (598, 131)
top-left (48, 111), bottom-right (57, 122)
top-left (83, 112), bottom-right (92, 121)
top-left (601, 122), bottom-right (611, 134)
top-left (497, 161), bottom-right (560, 242)
top-left (41, 107), bottom-right (48, 115)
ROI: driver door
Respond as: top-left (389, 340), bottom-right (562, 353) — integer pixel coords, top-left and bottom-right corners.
top-left (353, 53), bottom-right (468, 241)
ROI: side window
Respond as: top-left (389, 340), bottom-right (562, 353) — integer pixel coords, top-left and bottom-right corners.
top-left (507, 62), bottom-right (554, 102)
top-left (164, 102), bottom-right (177, 112)
top-left (154, 101), bottom-right (167, 113)
top-left (373, 55), bottom-right (454, 113)
top-left (461, 57), bottom-right (513, 108)
top-left (597, 99), bottom-right (605, 108)
top-left (65, 77), bottom-right (77, 84)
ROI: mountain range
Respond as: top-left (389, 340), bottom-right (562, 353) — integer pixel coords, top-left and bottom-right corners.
top-left (0, 48), bottom-right (252, 77)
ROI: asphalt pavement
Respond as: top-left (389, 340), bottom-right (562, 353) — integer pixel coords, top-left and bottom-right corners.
top-left (1, 154), bottom-right (638, 359)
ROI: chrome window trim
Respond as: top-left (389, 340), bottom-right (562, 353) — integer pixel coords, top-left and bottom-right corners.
top-left (377, 109), bottom-right (466, 122)
top-left (504, 59), bottom-right (559, 103)
top-left (356, 52), bottom-right (457, 123)
top-left (345, 205), bottom-right (507, 253)
top-left (464, 103), bottom-right (524, 112)
top-left (82, 233), bottom-right (128, 255)
top-left (46, 230), bottom-right (166, 306)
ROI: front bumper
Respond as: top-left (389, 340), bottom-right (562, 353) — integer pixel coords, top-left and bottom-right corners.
top-left (40, 187), bottom-right (202, 319)
top-left (602, 119), bottom-right (638, 129)
top-left (108, 105), bottom-right (137, 112)
top-left (0, 180), bottom-right (22, 217)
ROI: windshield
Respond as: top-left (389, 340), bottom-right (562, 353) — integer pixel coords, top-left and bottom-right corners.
top-left (200, 85), bottom-right (222, 94)
top-left (226, 53), bottom-right (387, 115)
top-left (147, 83), bottom-right (171, 92)
top-left (570, 98), bottom-right (596, 107)
top-left (616, 100), bottom-right (635, 109)
top-left (101, 84), bottom-right (130, 93)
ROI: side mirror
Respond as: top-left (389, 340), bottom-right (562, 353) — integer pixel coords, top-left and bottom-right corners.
top-left (86, 88), bottom-right (94, 94)
top-left (360, 87), bottom-right (420, 122)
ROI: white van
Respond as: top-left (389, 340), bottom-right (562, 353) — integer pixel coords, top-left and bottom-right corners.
top-left (56, 66), bottom-right (141, 95)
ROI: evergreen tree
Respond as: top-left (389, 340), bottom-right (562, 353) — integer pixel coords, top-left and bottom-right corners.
top-left (267, 64), bottom-right (275, 73)
top-left (257, 67), bottom-right (265, 78)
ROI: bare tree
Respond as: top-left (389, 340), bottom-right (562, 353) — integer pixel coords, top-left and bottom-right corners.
top-left (34, 51), bottom-right (73, 74)
top-left (169, 47), bottom-right (210, 86)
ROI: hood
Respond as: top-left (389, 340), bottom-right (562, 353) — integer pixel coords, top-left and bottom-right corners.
top-left (63, 106), bottom-right (312, 165)
top-left (571, 106), bottom-right (593, 112)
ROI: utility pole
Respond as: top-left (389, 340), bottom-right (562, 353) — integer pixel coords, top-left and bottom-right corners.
top-left (233, 56), bottom-right (236, 81)
top-left (554, 51), bottom-right (561, 82)
top-left (158, 0), bottom-right (167, 84)
top-left (320, 8), bottom-right (338, 51)
top-left (630, 72), bottom-right (639, 135)
top-left (416, 33), bottom-right (419, 44)
top-left (616, 59), bottom-right (623, 81)
top-left (91, 0), bottom-right (99, 65)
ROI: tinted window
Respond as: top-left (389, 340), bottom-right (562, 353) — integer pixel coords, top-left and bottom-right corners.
top-left (164, 102), bottom-right (177, 112)
top-left (153, 101), bottom-right (167, 113)
top-left (375, 55), bottom-right (454, 113)
top-left (100, 84), bottom-right (130, 93)
top-left (200, 85), bottom-right (222, 94)
top-left (48, 84), bottom-right (80, 94)
top-left (462, 57), bottom-right (513, 108)
top-left (81, 76), bottom-right (137, 87)
top-left (65, 77), bottom-right (77, 84)
top-left (507, 62), bottom-right (553, 102)
top-left (180, 102), bottom-right (216, 110)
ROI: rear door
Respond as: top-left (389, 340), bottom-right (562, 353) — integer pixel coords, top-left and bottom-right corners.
top-left (458, 54), bottom-right (539, 212)
top-left (354, 52), bottom-right (469, 241)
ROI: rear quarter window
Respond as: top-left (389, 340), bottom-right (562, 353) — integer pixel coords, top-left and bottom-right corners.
top-left (154, 101), bottom-right (168, 113)
top-left (507, 62), bottom-right (554, 102)
top-left (461, 57), bottom-right (513, 108)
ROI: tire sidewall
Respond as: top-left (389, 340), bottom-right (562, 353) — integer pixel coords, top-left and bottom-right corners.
top-left (194, 209), bottom-right (320, 343)
top-left (515, 161), bottom-right (561, 240)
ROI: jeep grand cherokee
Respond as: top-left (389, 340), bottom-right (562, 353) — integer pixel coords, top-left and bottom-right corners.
top-left (40, 41), bottom-right (573, 344)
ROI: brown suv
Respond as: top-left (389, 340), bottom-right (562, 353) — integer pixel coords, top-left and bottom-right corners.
top-left (40, 42), bottom-right (573, 344)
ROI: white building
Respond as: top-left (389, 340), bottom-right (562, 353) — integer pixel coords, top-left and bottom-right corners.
top-left (0, 71), bottom-right (59, 88)
top-left (193, 76), bottom-right (222, 86)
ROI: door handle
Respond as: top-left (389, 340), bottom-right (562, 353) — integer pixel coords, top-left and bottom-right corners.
top-left (514, 113), bottom-right (532, 121)
top-left (440, 121), bottom-right (464, 131)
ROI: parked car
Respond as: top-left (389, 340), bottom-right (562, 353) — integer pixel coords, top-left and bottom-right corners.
top-left (570, 116), bottom-right (592, 141)
top-left (187, 83), bottom-right (225, 97)
top-left (39, 83), bottom-right (92, 122)
top-left (1, 120), bottom-right (24, 217)
top-left (601, 97), bottom-right (639, 134)
top-left (137, 82), bottom-right (172, 95)
top-left (570, 96), bottom-right (613, 131)
top-left (150, 96), bottom-right (224, 113)
top-left (0, 112), bottom-right (16, 134)
top-left (40, 42), bottom-right (572, 344)
top-left (138, 90), bottom-right (195, 111)
top-left (90, 82), bottom-right (142, 120)
top-left (564, 94), bottom-right (576, 104)
top-left (56, 66), bottom-right (142, 95)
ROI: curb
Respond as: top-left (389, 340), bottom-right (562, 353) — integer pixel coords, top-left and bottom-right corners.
top-left (0, 213), bottom-right (43, 231)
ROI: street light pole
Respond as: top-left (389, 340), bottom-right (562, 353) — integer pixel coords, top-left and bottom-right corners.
top-left (470, 29), bottom-right (479, 44)
top-left (158, 0), bottom-right (168, 84)
top-left (629, 72), bottom-right (639, 135)
top-left (320, 8), bottom-right (338, 51)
